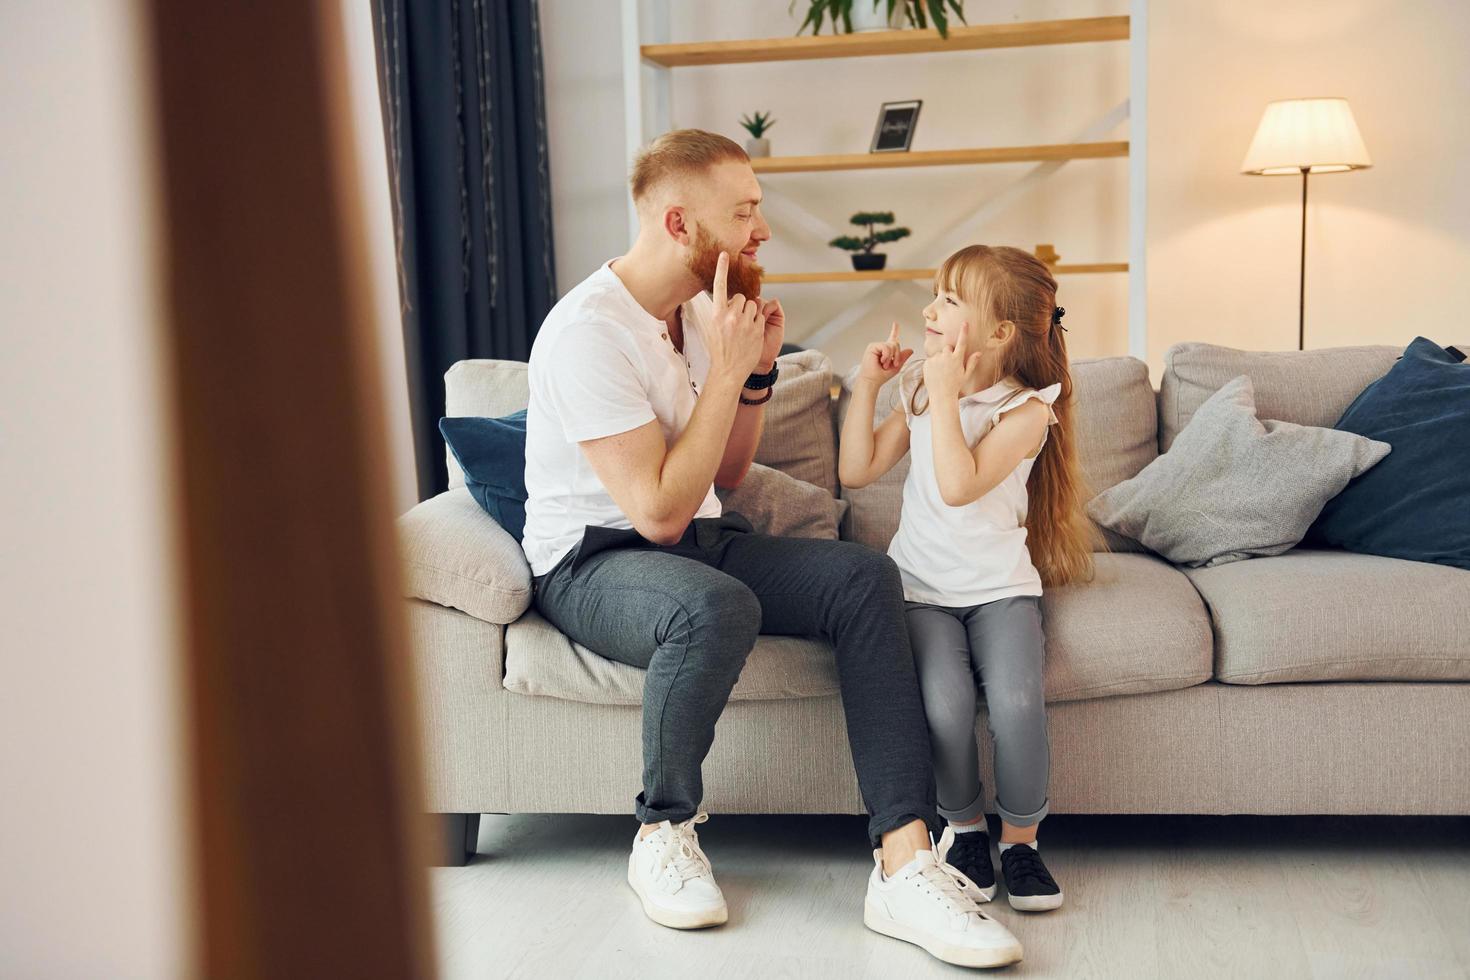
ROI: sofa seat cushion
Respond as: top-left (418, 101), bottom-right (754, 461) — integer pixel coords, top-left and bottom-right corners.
top-left (1040, 553), bottom-right (1214, 702)
top-left (502, 552), bottom-right (1213, 706)
top-left (1183, 549), bottom-right (1470, 684)
top-left (503, 610), bottom-right (841, 705)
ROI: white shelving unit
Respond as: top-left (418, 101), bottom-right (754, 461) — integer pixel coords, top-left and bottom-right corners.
top-left (619, 1), bottom-right (1148, 360)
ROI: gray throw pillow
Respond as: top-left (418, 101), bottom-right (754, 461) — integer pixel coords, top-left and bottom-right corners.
top-left (717, 462), bottom-right (848, 540)
top-left (1086, 375), bottom-right (1390, 567)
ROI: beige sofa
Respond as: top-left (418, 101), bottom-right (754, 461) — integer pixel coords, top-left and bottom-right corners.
top-left (399, 343), bottom-right (1470, 865)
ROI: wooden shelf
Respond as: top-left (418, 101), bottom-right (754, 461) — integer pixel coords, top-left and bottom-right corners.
top-left (764, 264), bottom-right (1128, 284)
top-left (750, 141), bottom-right (1126, 174)
top-left (641, 15), bottom-right (1129, 67)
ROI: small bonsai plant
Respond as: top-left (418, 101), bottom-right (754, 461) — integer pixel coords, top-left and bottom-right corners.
top-left (739, 111), bottom-right (776, 157)
top-left (792, 0), bottom-right (968, 38)
top-left (829, 211), bottom-right (911, 271)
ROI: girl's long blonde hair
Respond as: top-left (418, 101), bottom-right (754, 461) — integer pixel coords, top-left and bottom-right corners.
top-left (906, 244), bottom-right (1100, 587)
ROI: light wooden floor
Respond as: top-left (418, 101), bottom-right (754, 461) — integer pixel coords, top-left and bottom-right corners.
top-left (432, 813), bottom-right (1470, 979)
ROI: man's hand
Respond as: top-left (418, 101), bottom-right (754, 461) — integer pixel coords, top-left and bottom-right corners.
top-left (705, 251), bottom-right (766, 385)
top-left (757, 297), bottom-right (785, 371)
top-left (858, 322), bottom-right (915, 385)
top-left (924, 325), bottom-right (981, 404)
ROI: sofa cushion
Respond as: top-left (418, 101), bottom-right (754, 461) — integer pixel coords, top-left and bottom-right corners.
top-left (502, 552), bottom-right (1212, 706)
top-left (1183, 549), bottom-right (1470, 684)
top-left (754, 349), bottom-right (839, 494)
top-left (1088, 375), bottom-right (1391, 567)
top-left (1308, 337), bottom-right (1470, 570)
top-left (504, 610), bottom-right (841, 704)
top-left (439, 411), bottom-right (529, 540)
top-left (1071, 356), bottom-right (1159, 554)
top-left (1039, 552), bottom-right (1214, 702)
top-left (444, 359), bottom-right (531, 488)
top-left (833, 365), bottom-right (908, 553)
top-left (835, 356), bottom-right (1157, 554)
top-left (397, 488), bottom-right (533, 625)
top-left (1157, 342), bottom-right (1399, 453)
top-left (716, 462), bottom-right (848, 540)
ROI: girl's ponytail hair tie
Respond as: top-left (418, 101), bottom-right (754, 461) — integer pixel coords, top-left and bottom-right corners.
top-left (1051, 306), bottom-right (1067, 331)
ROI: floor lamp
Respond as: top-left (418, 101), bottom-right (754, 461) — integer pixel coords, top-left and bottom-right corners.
top-left (1241, 98), bottom-right (1372, 350)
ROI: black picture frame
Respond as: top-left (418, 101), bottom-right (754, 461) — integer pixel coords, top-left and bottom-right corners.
top-left (870, 100), bottom-right (922, 153)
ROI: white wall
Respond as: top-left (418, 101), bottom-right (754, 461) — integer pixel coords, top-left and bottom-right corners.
top-left (0, 2), bottom-right (189, 976)
top-left (542, 0), bottom-right (633, 291)
top-left (340, 0), bottom-right (420, 514)
top-left (543, 0), bottom-right (1470, 379)
top-left (1146, 0), bottom-right (1470, 372)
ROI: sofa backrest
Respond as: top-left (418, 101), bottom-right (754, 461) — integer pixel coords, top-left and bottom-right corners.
top-left (440, 349), bottom-right (838, 492)
top-left (443, 359), bottom-right (530, 488)
top-left (1156, 342), bottom-right (1401, 453)
top-left (835, 355), bottom-right (1158, 554)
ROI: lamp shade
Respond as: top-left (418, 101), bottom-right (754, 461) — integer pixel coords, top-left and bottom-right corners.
top-left (1240, 98), bottom-right (1372, 175)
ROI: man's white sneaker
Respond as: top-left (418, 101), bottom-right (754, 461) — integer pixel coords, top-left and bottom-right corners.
top-left (864, 847), bottom-right (1023, 969)
top-left (626, 812), bottom-right (728, 929)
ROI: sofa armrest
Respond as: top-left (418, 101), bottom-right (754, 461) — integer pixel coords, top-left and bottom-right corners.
top-left (397, 488), bottom-right (532, 625)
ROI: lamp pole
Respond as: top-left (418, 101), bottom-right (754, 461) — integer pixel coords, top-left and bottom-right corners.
top-left (1298, 166), bottom-right (1308, 351)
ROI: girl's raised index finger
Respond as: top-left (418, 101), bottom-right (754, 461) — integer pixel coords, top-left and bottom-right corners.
top-left (713, 252), bottom-right (729, 307)
top-left (889, 321), bottom-right (900, 343)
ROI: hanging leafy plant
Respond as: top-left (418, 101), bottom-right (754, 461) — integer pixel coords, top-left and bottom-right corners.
top-left (791, 0), bottom-right (969, 39)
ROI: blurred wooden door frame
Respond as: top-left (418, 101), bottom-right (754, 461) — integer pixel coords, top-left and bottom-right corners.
top-left (144, 2), bottom-right (434, 975)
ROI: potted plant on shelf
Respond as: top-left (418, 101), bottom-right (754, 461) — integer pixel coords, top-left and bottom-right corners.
top-left (830, 211), bottom-right (911, 271)
top-left (792, 0), bottom-right (968, 37)
top-left (739, 111), bottom-right (776, 158)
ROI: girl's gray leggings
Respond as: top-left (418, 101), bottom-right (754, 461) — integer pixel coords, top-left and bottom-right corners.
top-left (904, 594), bottom-right (1050, 827)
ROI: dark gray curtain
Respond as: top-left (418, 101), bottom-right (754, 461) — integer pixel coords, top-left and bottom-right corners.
top-left (373, 0), bottom-right (557, 499)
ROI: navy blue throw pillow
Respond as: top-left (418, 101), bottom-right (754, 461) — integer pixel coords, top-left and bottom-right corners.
top-left (439, 411), bottom-right (528, 541)
top-left (1308, 337), bottom-right (1469, 569)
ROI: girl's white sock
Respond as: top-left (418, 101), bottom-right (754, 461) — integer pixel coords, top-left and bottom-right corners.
top-left (998, 839), bottom-right (1038, 853)
top-left (949, 821), bottom-right (985, 835)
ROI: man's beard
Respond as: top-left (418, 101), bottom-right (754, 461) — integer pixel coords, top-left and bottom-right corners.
top-left (687, 223), bottom-right (763, 302)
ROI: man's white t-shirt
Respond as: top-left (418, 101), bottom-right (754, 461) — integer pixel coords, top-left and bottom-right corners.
top-left (521, 259), bottom-right (722, 577)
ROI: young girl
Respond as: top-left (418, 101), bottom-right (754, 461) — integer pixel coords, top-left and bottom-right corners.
top-left (839, 244), bottom-right (1096, 914)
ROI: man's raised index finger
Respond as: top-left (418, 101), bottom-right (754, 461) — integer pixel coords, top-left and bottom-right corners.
top-left (713, 251), bottom-right (729, 306)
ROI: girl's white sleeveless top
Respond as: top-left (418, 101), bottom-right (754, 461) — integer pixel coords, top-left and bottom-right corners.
top-left (886, 370), bottom-right (1062, 608)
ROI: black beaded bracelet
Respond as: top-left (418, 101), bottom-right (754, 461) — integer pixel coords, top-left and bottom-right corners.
top-left (744, 364), bottom-right (780, 391)
top-left (739, 386), bottom-right (775, 406)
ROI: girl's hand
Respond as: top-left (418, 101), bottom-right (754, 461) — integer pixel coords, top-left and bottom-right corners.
top-left (857, 322), bottom-right (914, 385)
top-left (924, 325), bottom-right (982, 403)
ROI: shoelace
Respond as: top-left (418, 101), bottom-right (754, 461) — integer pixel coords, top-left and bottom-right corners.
top-left (1001, 845), bottom-right (1056, 890)
top-left (914, 858), bottom-right (990, 920)
top-left (652, 812), bottom-right (712, 884)
top-left (944, 834), bottom-right (993, 877)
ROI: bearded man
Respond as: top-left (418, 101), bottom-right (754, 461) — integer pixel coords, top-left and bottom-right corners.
top-left (519, 129), bottom-right (1022, 968)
